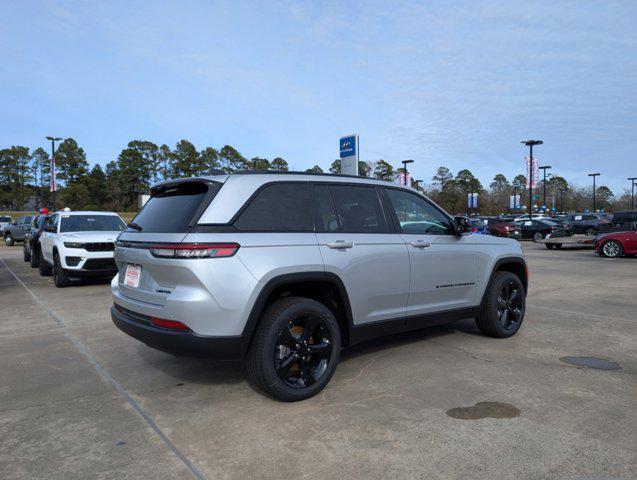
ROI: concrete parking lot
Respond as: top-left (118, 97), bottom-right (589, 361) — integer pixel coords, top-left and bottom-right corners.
top-left (1, 242), bottom-right (635, 480)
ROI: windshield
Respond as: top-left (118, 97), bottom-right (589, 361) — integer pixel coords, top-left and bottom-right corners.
top-left (60, 215), bottom-right (126, 233)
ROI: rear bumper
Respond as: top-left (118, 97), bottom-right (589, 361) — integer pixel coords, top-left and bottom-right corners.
top-left (111, 305), bottom-right (247, 359)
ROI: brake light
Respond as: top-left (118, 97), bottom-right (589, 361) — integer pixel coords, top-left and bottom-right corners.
top-left (470, 227), bottom-right (478, 233)
top-left (150, 317), bottom-right (190, 331)
top-left (149, 243), bottom-right (240, 259)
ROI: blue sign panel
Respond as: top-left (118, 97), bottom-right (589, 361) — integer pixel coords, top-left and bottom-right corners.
top-left (340, 135), bottom-right (356, 158)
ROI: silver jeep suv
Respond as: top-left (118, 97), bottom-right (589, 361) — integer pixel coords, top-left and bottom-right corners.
top-left (111, 172), bottom-right (527, 401)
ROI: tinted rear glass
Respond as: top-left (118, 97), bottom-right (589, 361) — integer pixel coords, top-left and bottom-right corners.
top-left (129, 182), bottom-right (218, 233)
top-left (235, 183), bottom-right (314, 231)
top-left (0, 216), bottom-right (11, 222)
top-left (60, 215), bottom-right (126, 233)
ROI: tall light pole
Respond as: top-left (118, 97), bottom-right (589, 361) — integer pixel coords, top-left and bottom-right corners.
top-left (588, 173), bottom-right (600, 212)
top-left (411, 179), bottom-right (423, 191)
top-left (628, 177), bottom-right (637, 210)
top-left (539, 165), bottom-right (552, 211)
top-left (46, 136), bottom-right (63, 211)
top-left (521, 140), bottom-right (543, 220)
top-left (401, 159), bottom-right (414, 185)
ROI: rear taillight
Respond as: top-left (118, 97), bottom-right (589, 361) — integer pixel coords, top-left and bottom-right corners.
top-left (150, 317), bottom-right (190, 331)
top-left (149, 243), bottom-right (240, 259)
top-left (470, 227), bottom-right (478, 233)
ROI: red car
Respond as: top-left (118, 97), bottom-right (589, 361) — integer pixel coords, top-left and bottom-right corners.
top-left (595, 230), bottom-right (637, 258)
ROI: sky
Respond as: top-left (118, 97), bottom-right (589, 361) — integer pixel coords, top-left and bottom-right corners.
top-left (2, 0), bottom-right (637, 194)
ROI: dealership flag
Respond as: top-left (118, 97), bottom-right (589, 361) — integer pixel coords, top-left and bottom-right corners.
top-left (525, 156), bottom-right (539, 189)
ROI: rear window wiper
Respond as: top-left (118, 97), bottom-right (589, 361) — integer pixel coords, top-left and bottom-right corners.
top-left (127, 222), bottom-right (143, 231)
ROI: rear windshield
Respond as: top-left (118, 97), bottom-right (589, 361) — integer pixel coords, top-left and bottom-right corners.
top-left (128, 181), bottom-right (220, 233)
top-left (0, 216), bottom-right (12, 222)
top-left (60, 215), bottom-right (126, 233)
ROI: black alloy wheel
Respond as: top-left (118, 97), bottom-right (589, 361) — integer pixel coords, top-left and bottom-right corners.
top-left (247, 297), bottom-right (341, 402)
top-left (496, 280), bottom-right (524, 331)
top-left (274, 313), bottom-right (333, 389)
top-left (475, 271), bottom-right (526, 338)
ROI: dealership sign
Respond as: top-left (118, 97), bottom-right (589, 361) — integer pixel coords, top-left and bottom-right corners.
top-left (339, 134), bottom-right (359, 176)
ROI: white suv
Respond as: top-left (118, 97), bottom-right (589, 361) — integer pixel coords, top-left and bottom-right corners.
top-left (111, 173), bottom-right (527, 401)
top-left (38, 211), bottom-right (126, 287)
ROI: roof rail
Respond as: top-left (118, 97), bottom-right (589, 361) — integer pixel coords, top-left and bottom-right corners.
top-left (233, 169), bottom-right (377, 181)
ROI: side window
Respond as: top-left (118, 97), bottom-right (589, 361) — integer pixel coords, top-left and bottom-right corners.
top-left (385, 188), bottom-right (451, 235)
top-left (329, 185), bottom-right (388, 234)
top-left (314, 185), bottom-right (339, 233)
top-left (235, 183), bottom-right (314, 232)
top-left (17, 216), bottom-right (25, 224)
top-left (48, 214), bottom-right (59, 230)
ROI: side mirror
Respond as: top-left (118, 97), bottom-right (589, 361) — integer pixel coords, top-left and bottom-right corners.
top-left (453, 217), bottom-right (468, 235)
top-left (43, 225), bottom-right (56, 233)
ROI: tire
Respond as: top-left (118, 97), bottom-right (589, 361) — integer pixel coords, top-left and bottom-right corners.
top-left (475, 271), bottom-right (526, 338)
top-left (53, 253), bottom-right (71, 287)
top-left (30, 246), bottom-right (39, 268)
top-left (545, 243), bottom-right (554, 249)
top-left (601, 240), bottom-right (623, 258)
top-left (247, 297), bottom-right (341, 402)
top-left (4, 234), bottom-right (14, 247)
top-left (38, 249), bottom-right (52, 276)
top-left (23, 246), bottom-right (30, 262)
top-left (585, 227), bottom-right (596, 236)
top-left (553, 243), bottom-right (563, 249)
top-left (533, 232), bottom-right (542, 242)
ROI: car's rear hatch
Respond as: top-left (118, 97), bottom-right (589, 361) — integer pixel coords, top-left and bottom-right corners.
top-left (114, 178), bottom-right (225, 306)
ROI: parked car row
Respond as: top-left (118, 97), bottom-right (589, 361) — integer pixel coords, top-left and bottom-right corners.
top-left (17, 209), bottom-right (126, 287)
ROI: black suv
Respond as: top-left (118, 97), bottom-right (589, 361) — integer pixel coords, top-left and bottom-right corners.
top-left (564, 213), bottom-right (609, 235)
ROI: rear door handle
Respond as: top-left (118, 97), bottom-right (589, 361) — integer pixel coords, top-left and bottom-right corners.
top-left (326, 241), bottom-right (354, 249)
top-left (410, 240), bottom-right (431, 248)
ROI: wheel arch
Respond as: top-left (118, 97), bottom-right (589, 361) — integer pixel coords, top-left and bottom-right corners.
top-left (241, 272), bottom-right (354, 356)
top-left (480, 257), bottom-right (528, 307)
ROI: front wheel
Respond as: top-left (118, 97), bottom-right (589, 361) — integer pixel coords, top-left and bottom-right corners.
top-left (4, 234), bottom-right (14, 246)
top-left (585, 227), bottom-right (596, 236)
top-left (545, 243), bottom-right (554, 249)
top-left (601, 240), bottom-right (623, 258)
top-left (30, 246), bottom-right (39, 268)
top-left (553, 243), bottom-right (563, 249)
top-left (533, 232), bottom-right (543, 242)
top-left (53, 253), bottom-right (71, 287)
top-left (247, 297), bottom-right (341, 402)
top-left (476, 272), bottom-right (526, 338)
top-left (38, 250), bottom-right (52, 276)
top-left (23, 246), bottom-right (31, 262)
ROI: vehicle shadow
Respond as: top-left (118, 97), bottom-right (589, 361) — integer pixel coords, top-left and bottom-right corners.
top-left (131, 318), bottom-right (480, 389)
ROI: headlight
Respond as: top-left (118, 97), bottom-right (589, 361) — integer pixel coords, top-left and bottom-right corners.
top-left (64, 242), bottom-right (84, 249)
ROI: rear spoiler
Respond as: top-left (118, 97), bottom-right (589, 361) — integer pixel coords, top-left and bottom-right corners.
top-left (150, 174), bottom-right (229, 196)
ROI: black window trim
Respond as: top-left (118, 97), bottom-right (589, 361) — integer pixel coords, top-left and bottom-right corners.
top-left (381, 186), bottom-right (456, 236)
top-left (193, 180), bottom-right (455, 235)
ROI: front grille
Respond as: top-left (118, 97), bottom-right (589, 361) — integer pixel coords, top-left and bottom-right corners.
top-left (84, 242), bottom-right (115, 252)
top-left (83, 258), bottom-right (116, 270)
